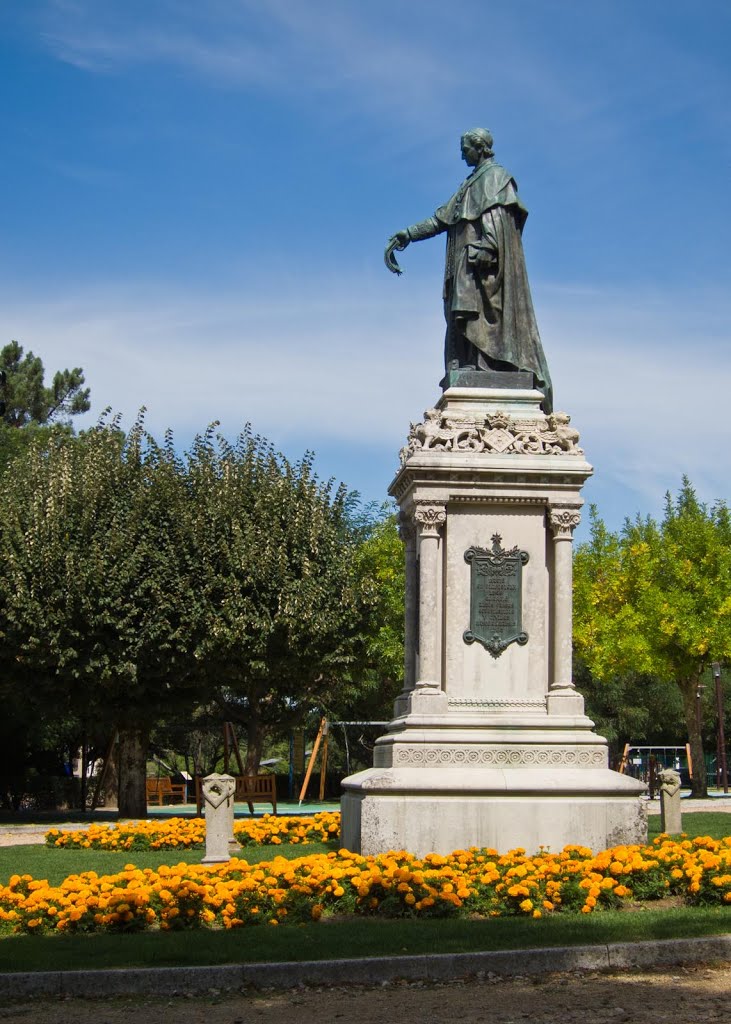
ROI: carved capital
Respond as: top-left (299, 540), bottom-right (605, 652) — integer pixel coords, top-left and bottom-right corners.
top-left (413, 502), bottom-right (447, 537)
top-left (548, 505), bottom-right (581, 540)
top-left (398, 510), bottom-right (416, 545)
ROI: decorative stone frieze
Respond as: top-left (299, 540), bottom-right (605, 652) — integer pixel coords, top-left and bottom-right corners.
top-left (382, 745), bottom-right (608, 768)
top-left (447, 698), bottom-right (547, 710)
top-left (400, 408), bottom-right (582, 465)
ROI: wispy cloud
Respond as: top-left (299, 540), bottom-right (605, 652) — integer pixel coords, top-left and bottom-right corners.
top-left (536, 282), bottom-right (731, 516)
top-left (47, 158), bottom-right (125, 188)
top-left (33, 0), bottom-right (623, 144)
top-left (2, 272), bottom-right (729, 524)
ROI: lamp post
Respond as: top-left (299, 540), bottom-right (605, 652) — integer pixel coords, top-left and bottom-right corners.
top-left (712, 662), bottom-right (728, 794)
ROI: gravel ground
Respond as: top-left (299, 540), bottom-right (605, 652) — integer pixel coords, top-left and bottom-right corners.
top-left (0, 964), bottom-right (729, 1024)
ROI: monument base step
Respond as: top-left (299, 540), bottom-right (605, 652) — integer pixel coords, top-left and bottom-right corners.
top-left (341, 767), bottom-right (646, 856)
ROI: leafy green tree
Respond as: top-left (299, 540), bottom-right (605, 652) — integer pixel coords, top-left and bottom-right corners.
top-left (0, 341), bottom-right (92, 477)
top-left (573, 480), bottom-right (731, 797)
top-left (322, 510), bottom-right (405, 725)
top-left (0, 417), bottom-right (203, 817)
top-left (0, 340), bottom-right (90, 427)
top-left (574, 659), bottom-right (685, 762)
top-left (0, 417), bottom-right (392, 810)
top-left (185, 427), bottom-right (373, 774)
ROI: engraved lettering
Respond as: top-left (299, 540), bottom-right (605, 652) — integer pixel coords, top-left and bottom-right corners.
top-left (464, 534), bottom-right (529, 658)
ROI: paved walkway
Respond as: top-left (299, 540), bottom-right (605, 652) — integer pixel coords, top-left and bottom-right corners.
top-left (1, 935), bottom-right (730, 1002)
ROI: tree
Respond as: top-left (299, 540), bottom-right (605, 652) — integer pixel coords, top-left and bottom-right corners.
top-left (185, 427), bottom-right (373, 774)
top-left (323, 509), bottom-right (405, 725)
top-left (573, 480), bottom-right (731, 797)
top-left (0, 340), bottom-right (90, 427)
top-left (573, 659), bottom-right (685, 762)
top-left (0, 418), bottom-right (388, 811)
top-left (0, 417), bottom-right (204, 816)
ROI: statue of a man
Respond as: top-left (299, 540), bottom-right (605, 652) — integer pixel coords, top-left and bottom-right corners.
top-left (385, 129), bottom-right (552, 412)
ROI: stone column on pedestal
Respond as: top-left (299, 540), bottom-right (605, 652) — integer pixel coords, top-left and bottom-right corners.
top-left (393, 513), bottom-right (417, 717)
top-left (546, 504), bottom-right (584, 715)
top-left (407, 501), bottom-right (448, 715)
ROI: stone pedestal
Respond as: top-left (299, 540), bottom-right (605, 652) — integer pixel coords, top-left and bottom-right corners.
top-left (341, 387), bottom-right (646, 856)
top-left (659, 768), bottom-right (682, 834)
top-left (201, 773), bottom-right (239, 864)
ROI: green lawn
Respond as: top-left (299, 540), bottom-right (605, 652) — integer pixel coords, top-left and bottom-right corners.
top-left (647, 810), bottom-right (731, 840)
top-left (0, 907), bottom-right (728, 973)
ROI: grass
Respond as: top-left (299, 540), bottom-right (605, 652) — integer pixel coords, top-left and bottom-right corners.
top-left (647, 811), bottom-right (731, 841)
top-left (0, 907), bottom-right (728, 973)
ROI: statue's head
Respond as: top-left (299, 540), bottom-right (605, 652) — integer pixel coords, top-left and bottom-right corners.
top-left (461, 128), bottom-right (494, 165)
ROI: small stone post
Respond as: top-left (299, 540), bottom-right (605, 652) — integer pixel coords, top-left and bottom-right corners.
top-left (658, 768), bottom-right (682, 834)
top-left (201, 773), bottom-right (239, 864)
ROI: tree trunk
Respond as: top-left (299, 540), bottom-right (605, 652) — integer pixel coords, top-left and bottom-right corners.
top-left (680, 675), bottom-right (708, 799)
top-left (244, 706), bottom-right (265, 776)
top-left (117, 725), bottom-right (150, 817)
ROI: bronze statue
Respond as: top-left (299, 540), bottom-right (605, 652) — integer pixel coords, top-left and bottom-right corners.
top-left (385, 129), bottom-right (552, 412)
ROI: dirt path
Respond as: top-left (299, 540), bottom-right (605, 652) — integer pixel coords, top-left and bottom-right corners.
top-left (1, 964), bottom-right (729, 1024)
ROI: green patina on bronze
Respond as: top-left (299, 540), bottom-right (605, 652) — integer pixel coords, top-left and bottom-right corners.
top-left (385, 128), bottom-right (553, 412)
top-left (463, 534), bottom-right (529, 659)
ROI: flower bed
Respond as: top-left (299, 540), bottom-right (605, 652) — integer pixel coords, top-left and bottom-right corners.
top-left (45, 812), bottom-right (340, 851)
top-left (4, 836), bottom-right (730, 935)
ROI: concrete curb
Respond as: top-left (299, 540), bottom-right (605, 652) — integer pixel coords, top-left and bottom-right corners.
top-left (0, 934), bottom-right (729, 999)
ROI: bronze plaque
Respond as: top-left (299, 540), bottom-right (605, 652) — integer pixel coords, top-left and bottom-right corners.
top-left (463, 534), bottom-right (529, 658)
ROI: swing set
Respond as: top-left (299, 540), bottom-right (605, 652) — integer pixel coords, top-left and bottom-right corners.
top-left (296, 717), bottom-right (388, 804)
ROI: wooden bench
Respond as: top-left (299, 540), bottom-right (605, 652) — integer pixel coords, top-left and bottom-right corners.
top-left (195, 774), bottom-right (277, 816)
top-left (146, 777), bottom-right (187, 806)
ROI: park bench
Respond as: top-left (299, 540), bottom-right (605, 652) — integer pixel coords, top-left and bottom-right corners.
top-left (146, 777), bottom-right (187, 806)
top-left (195, 773), bottom-right (277, 816)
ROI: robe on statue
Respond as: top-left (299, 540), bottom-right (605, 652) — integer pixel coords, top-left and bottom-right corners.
top-left (430, 159), bottom-right (553, 412)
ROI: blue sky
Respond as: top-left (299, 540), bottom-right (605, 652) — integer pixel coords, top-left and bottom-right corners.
top-left (1, 0), bottom-right (730, 536)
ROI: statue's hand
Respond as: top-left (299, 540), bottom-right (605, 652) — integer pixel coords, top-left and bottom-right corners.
top-left (384, 233), bottom-right (409, 275)
top-left (390, 230), bottom-right (410, 251)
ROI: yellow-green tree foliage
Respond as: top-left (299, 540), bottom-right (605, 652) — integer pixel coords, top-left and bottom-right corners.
top-left (574, 479), bottom-right (731, 797)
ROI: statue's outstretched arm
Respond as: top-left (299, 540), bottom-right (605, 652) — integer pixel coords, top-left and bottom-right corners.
top-left (384, 217), bottom-right (443, 275)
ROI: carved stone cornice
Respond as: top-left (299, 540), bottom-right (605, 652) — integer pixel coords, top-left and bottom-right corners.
top-left (548, 505), bottom-right (582, 539)
top-left (413, 501), bottom-right (447, 537)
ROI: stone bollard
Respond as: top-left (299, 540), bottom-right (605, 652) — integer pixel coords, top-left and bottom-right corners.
top-left (658, 768), bottom-right (682, 834)
top-left (201, 773), bottom-right (239, 864)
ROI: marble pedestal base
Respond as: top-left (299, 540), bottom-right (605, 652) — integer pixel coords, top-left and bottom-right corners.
top-left (341, 769), bottom-right (647, 857)
top-left (341, 386), bottom-right (646, 856)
